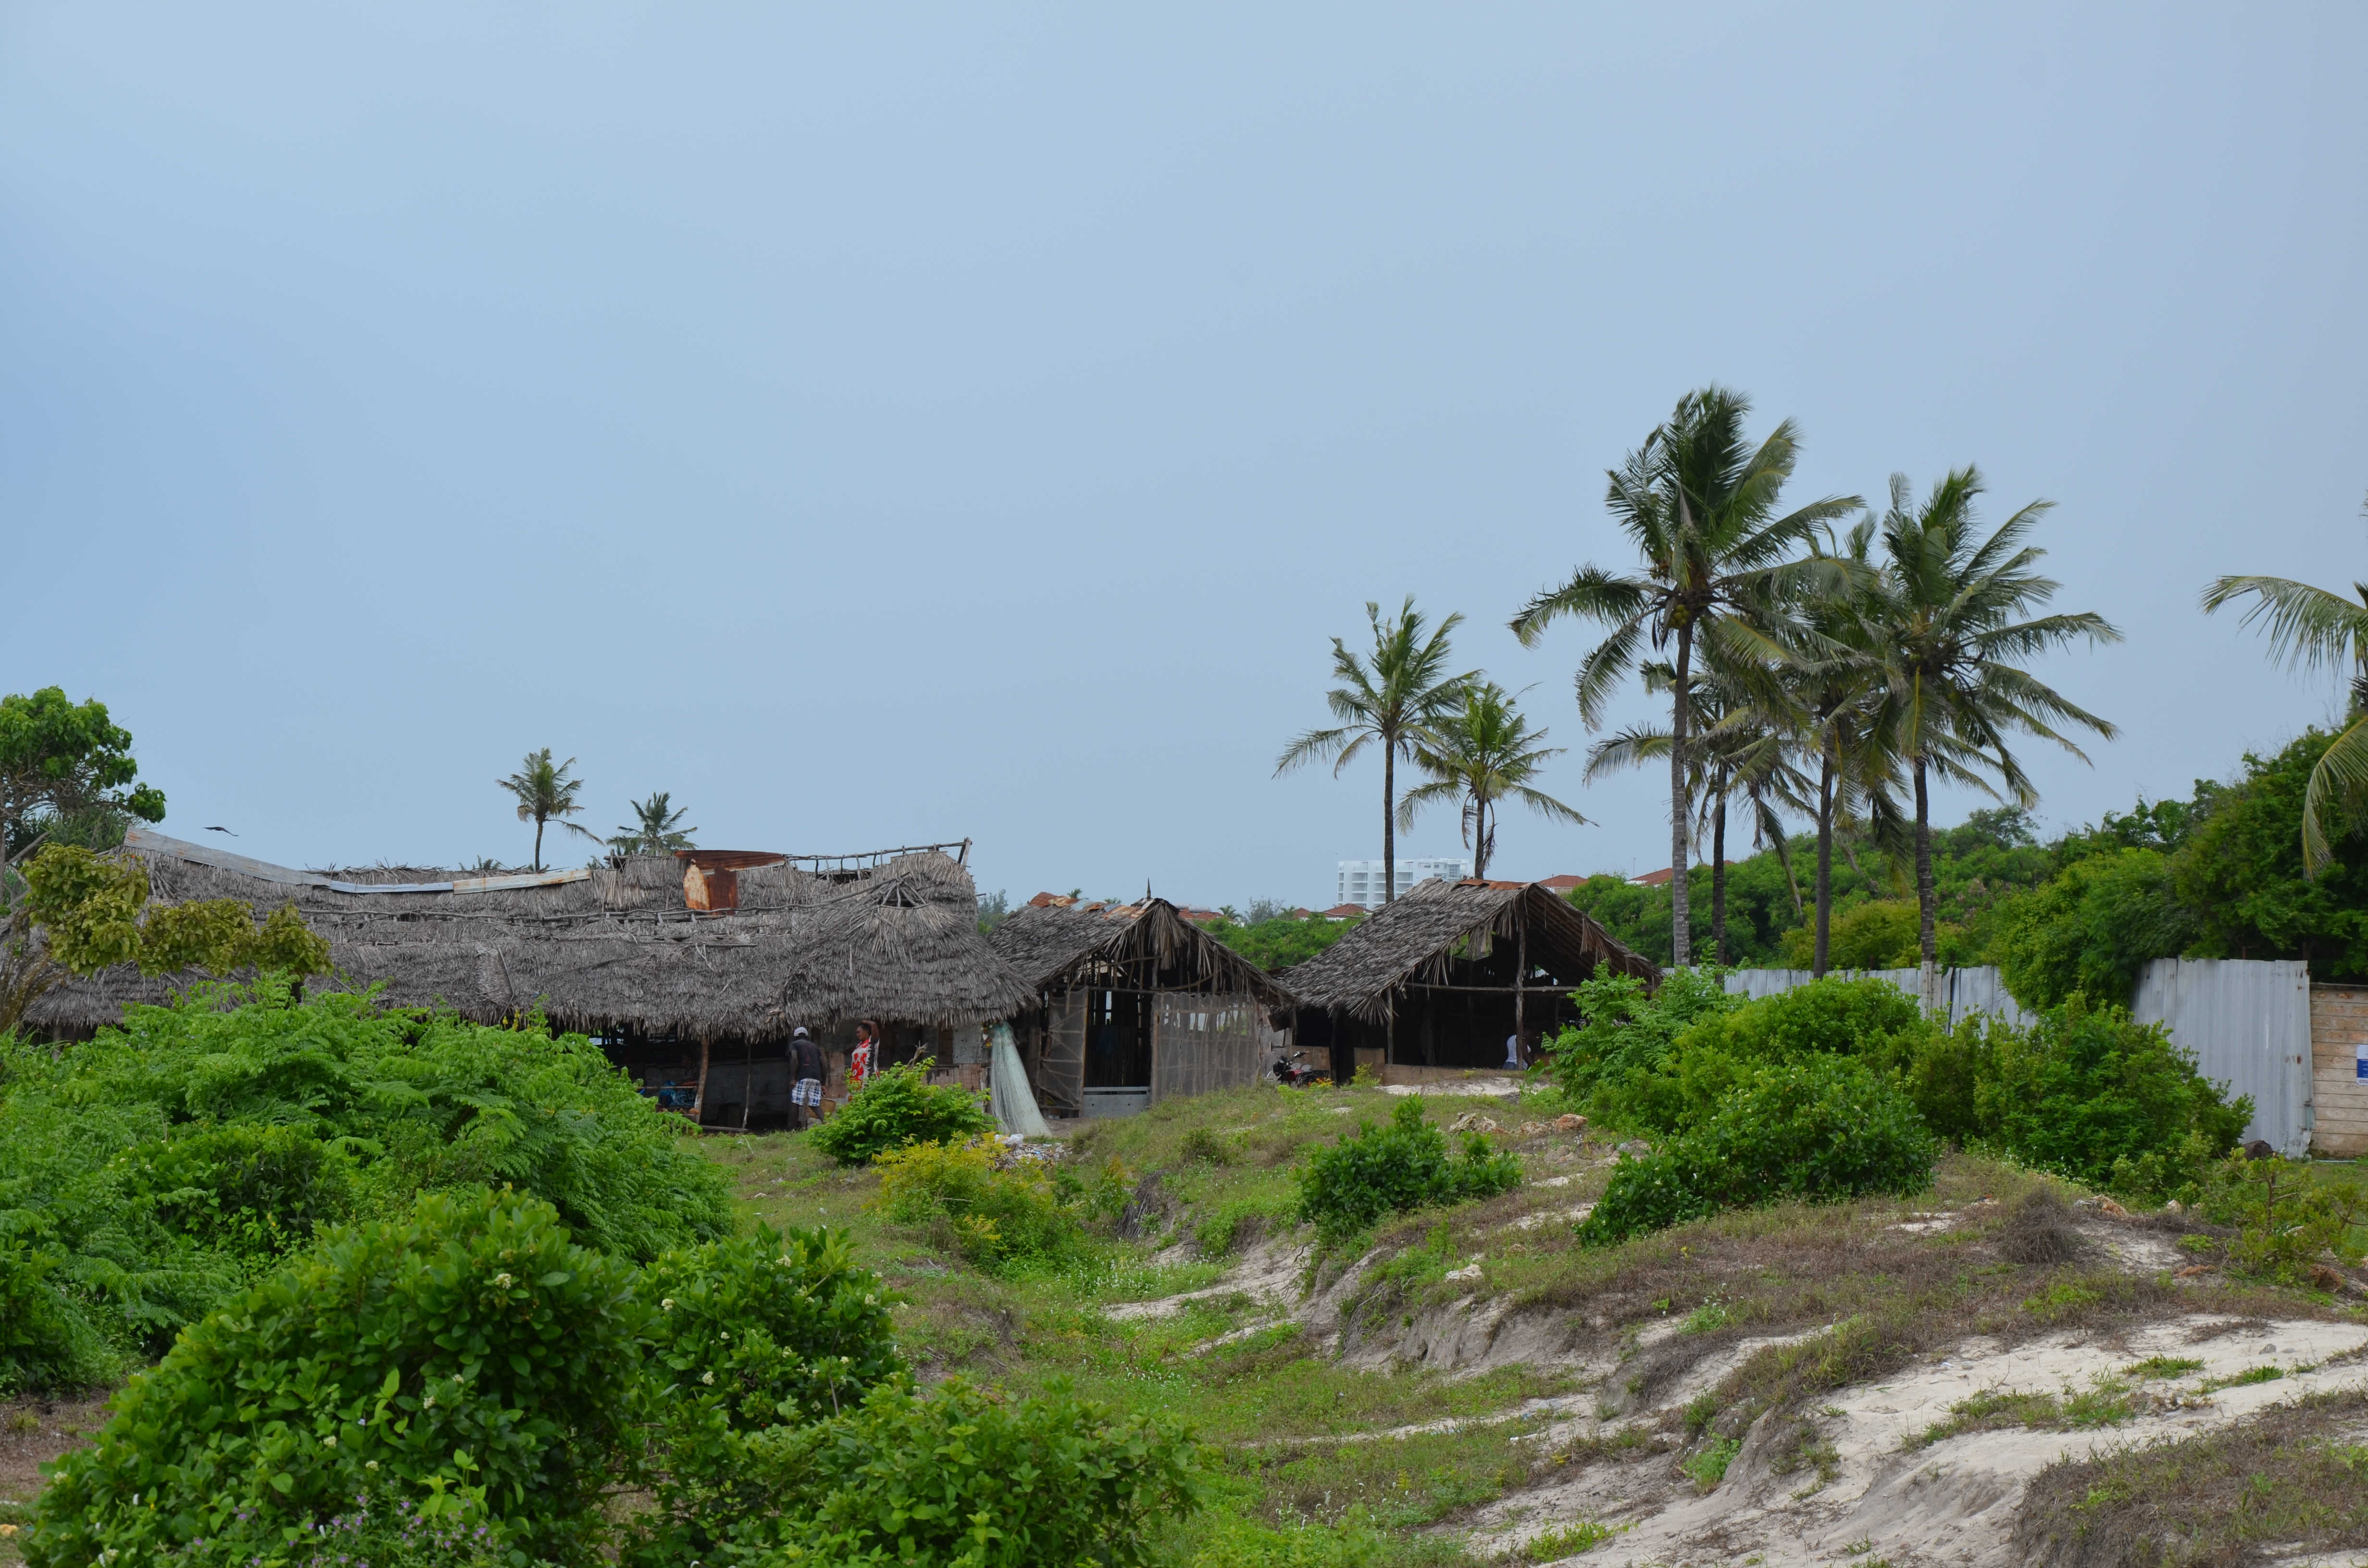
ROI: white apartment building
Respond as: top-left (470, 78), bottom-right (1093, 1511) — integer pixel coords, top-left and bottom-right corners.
top-left (1336, 857), bottom-right (1472, 909)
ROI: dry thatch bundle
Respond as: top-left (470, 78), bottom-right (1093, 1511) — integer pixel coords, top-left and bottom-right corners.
top-left (986, 897), bottom-right (1292, 1004)
top-left (25, 831), bottom-right (1033, 1040)
top-left (1281, 878), bottom-right (1656, 1022)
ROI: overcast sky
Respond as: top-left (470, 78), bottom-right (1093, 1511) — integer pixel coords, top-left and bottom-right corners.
top-left (4, 5), bottom-right (2364, 908)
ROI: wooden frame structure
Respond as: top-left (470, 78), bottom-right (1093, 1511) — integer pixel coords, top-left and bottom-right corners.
top-left (987, 897), bottom-right (1294, 1116)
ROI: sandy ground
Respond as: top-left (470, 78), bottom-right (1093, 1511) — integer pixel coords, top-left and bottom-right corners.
top-left (1106, 1202), bottom-right (2368, 1568)
top-left (0, 1394), bottom-right (110, 1560)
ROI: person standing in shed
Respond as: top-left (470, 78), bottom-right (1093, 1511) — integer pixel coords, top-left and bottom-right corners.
top-left (849, 1020), bottom-right (879, 1090)
top-left (788, 1026), bottom-right (826, 1130)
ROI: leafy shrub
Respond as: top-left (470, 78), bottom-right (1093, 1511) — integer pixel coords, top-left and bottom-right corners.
top-left (1995, 847), bottom-right (2190, 1007)
top-left (642, 1223), bottom-right (903, 1433)
top-left (1295, 1098), bottom-right (1520, 1244)
top-left (118, 1121), bottom-right (357, 1259)
top-left (26, 1189), bottom-right (649, 1568)
top-left (0, 1238), bottom-right (117, 1396)
top-left (646, 1375), bottom-right (1201, 1568)
top-left (1774, 898), bottom-right (1925, 970)
top-left (2193, 1157), bottom-right (2366, 1283)
top-left (807, 1058), bottom-right (993, 1166)
top-left (1586, 976), bottom-right (1936, 1138)
top-left (1540, 968), bottom-right (1739, 1105)
top-left (872, 1138), bottom-right (1090, 1271)
top-left (0, 986), bottom-right (731, 1391)
top-left (1577, 1058), bottom-right (1937, 1247)
top-left (1972, 995), bottom-right (2249, 1197)
top-left (284, 1489), bottom-right (505, 1568)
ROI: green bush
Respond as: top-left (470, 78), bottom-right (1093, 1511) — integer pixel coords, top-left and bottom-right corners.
top-left (1774, 898), bottom-right (1925, 969)
top-left (26, 1189), bottom-right (649, 1568)
top-left (1974, 996), bottom-right (2249, 1198)
top-left (1586, 976), bottom-right (1936, 1138)
top-left (643, 1222), bottom-right (903, 1435)
top-left (1294, 1098), bottom-right (1520, 1244)
top-left (643, 1375), bottom-right (1201, 1568)
top-left (807, 1058), bottom-right (993, 1166)
top-left (0, 986), bottom-right (731, 1392)
top-left (1995, 847), bottom-right (2190, 1008)
top-left (1540, 968), bottom-right (1739, 1105)
top-left (1577, 1058), bottom-right (1937, 1247)
top-left (872, 1138), bottom-right (1091, 1272)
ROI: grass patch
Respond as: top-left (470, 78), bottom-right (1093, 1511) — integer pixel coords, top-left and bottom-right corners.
top-left (2121, 1355), bottom-right (2205, 1379)
top-left (1514, 1520), bottom-right (1621, 1559)
top-left (2013, 1386), bottom-right (2368, 1567)
top-left (1680, 1436), bottom-right (1741, 1490)
top-left (2198, 1364), bottom-right (2284, 1393)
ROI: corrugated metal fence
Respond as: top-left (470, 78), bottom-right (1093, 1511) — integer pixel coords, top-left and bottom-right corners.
top-left (1724, 959), bottom-right (2315, 1157)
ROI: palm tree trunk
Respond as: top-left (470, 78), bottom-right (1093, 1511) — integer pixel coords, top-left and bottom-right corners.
top-left (1382, 743), bottom-right (1396, 905)
top-left (1711, 780), bottom-right (1729, 965)
top-left (1813, 737), bottom-right (1835, 979)
top-left (1669, 622), bottom-right (1692, 967)
top-left (1915, 753), bottom-right (1940, 1016)
top-left (1472, 794), bottom-right (1489, 881)
top-left (533, 817), bottom-right (546, 873)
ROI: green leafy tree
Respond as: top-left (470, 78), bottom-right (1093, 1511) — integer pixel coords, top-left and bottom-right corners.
top-left (1275, 597), bottom-right (1473, 905)
top-left (1397, 681), bottom-right (1587, 879)
top-left (18, 844), bottom-right (332, 992)
top-left (0, 688), bottom-right (169, 1032)
top-left (1868, 467), bottom-right (2119, 977)
top-left (2172, 730), bottom-right (2368, 979)
top-left (1206, 910), bottom-right (1355, 971)
top-left (1514, 386), bottom-right (1858, 965)
top-left (610, 790), bottom-right (696, 856)
top-left (498, 748), bottom-right (599, 871)
top-left (2202, 504), bottom-right (2368, 875)
top-left (1995, 846), bottom-right (2190, 1007)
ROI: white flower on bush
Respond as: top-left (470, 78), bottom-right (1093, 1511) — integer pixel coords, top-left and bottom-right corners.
top-left (365, 1460), bottom-right (380, 1471)
top-left (661, 1298), bottom-right (676, 1311)
top-left (493, 1273), bottom-right (514, 1288)
top-left (701, 1370), bottom-right (715, 1384)
top-left (422, 1394), bottom-right (436, 1409)
top-left (322, 1434), bottom-right (336, 1448)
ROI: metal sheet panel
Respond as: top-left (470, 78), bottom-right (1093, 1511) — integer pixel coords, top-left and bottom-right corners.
top-left (2133, 958), bottom-right (2312, 1157)
top-left (1722, 967), bottom-right (2031, 1031)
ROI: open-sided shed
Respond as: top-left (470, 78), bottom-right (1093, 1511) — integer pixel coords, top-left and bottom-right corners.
top-left (987, 895), bottom-right (1294, 1117)
top-left (1280, 878), bottom-right (1657, 1078)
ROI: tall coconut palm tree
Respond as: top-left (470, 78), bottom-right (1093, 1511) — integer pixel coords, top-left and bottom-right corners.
top-left (611, 791), bottom-right (697, 856)
top-left (497, 749), bottom-right (599, 872)
top-left (1512, 386), bottom-right (1858, 965)
top-left (1775, 518), bottom-right (1911, 977)
top-left (1584, 656), bottom-right (1812, 962)
top-left (2203, 498), bottom-right (2368, 875)
top-left (1277, 598), bottom-right (1472, 904)
top-left (1870, 468), bottom-right (2120, 988)
top-left (1398, 682), bottom-right (1589, 880)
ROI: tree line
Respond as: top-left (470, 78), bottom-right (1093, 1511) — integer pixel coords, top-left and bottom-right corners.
top-left (1281, 382), bottom-right (2365, 985)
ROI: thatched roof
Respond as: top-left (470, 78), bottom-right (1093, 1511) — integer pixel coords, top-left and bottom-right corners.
top-left (986, 896), bottom-right (1294, 1006)
top-left (1280, 879), bottom-right (1657, 1022)
top-left (26, 829), bottom-right (1034, 1039)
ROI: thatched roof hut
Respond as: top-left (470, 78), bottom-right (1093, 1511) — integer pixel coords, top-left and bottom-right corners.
top-left (27, 828), bottom-right (1033, 1046)
top-left (1281, 878), bottom-right (1657, 1075)
top-left (985, 896), bottom-right (1295, 1117)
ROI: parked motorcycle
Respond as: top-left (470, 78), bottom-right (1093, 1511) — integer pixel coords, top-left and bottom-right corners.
top-left (1269, 1050), bottom-right (1328, 1088)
